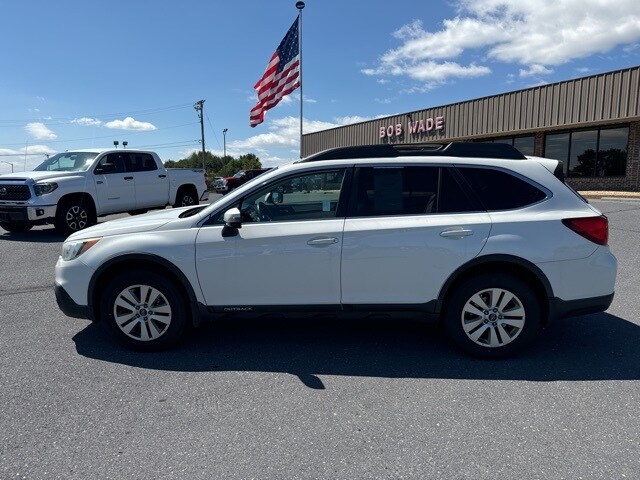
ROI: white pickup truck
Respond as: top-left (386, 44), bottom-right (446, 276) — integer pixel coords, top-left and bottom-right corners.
top-left (0, 149), bottom-right (208, 235)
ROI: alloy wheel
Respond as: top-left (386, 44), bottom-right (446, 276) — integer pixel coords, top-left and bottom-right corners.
top-left (65, 206), bottom-right (88, 231)
top-left (113, 284), bottom-right (172, 341)
top-left (461, 288), bottom-right (526, 348)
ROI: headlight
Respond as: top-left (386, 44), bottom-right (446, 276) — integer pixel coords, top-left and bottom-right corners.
top-left (61, 238), bottom-right (101, 261)
top-left (34, 182), bottom-right (58, 196)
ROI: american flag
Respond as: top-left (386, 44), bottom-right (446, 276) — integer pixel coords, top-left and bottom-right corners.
top-left (250, 19), bottom-right (300, 127)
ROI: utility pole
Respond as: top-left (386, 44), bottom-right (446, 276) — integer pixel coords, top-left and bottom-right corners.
top-left (194, 100), bottom-right (206, 171)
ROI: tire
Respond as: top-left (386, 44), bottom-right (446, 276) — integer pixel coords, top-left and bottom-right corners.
top-left (443, 273), bottom-right (542, 358)
top-left (54, 197), bottom-right (97, 236)
top-left (0, 221), bottom-right (33, 233)
top-left (100, 270), bottom-right (188, 350)
top-left (173, 186), bottom-right (197, 208)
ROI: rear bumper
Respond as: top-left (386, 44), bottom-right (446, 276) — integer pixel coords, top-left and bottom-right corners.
top-left (549, 293), bottom-right (614, 321)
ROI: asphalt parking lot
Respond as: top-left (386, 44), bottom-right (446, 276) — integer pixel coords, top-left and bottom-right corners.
top-left (1, 199), bottom-right (639, 479)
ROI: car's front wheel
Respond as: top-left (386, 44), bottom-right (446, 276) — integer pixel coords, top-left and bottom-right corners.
top-left (54, 198), bottom-right (96, 236)
top-left (443, 273), bottom-right (542, 358)
top-left (100, 271), bottom-right (188, 350)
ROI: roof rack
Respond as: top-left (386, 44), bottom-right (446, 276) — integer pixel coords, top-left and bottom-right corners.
top-left (298, 142), bottom-right (526, 162)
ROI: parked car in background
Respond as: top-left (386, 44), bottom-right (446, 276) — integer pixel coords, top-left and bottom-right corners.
top-left (0, 149), bottom-right (208, 235)
top-left (214, 168), bottom-right (271, 194)
top-left (54, 143), bottom-right (616, 358)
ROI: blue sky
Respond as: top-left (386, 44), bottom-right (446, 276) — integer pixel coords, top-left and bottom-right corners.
top-left (1, 0), bottom-right (639, 173)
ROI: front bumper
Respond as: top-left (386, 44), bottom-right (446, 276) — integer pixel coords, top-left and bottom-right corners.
top-left (55, 283), bottom-right (93, 320)
top-left (0, 204), bottom-right (56, 223)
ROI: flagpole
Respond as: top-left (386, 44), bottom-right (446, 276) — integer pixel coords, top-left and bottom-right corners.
top-left (296, 1), bottom-right (305, 158)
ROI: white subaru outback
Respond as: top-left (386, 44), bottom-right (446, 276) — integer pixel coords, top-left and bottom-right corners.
top-left (55, 143), bottom-right (617, 358)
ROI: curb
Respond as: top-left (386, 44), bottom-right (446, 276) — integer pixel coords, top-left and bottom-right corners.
top-left (578, 191), bottom-right (640, 200)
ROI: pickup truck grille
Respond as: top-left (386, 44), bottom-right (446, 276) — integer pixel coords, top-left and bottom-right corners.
top-left (0, 184), bottom-right (31, 201)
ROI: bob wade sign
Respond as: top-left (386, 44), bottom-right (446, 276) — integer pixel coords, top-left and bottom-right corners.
top-left (379, 116), bottom-right (445, 139)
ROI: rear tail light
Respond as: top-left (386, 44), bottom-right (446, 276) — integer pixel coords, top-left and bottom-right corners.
top-left (562, 215), bottom-right (608, 245)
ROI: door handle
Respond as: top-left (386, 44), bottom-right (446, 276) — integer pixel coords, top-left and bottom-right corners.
top-left (96, 180), bottom-right (103, 185)
top-left (307, 237), bottom-right (339, 247)
top-left (440, 228), bottom-right (474, 238)
top-left (124, 176), bottom-right (134, 180)
top-left (158, 174), bottom-right (167, 178)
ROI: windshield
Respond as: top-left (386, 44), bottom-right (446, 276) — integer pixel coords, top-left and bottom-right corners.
top-left (232, 171), bottom-right (246, 178)
top-left (33, 152), bottom-right (99, 172)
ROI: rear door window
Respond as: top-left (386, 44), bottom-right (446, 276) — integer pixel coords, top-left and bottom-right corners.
top-left (348, 166), bottom-right (482, 217)
top-left (457, 167), bottom-right (547, 210)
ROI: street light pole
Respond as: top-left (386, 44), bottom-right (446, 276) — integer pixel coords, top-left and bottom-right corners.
top-left (0, 161), bottom-right (14, 172)
top-left (223, 128), bottom-right (228, 157)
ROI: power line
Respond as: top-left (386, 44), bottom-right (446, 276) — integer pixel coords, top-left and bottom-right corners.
top-left (0, 139), bottom-right (201, 155)
top-left (0, 103), bottom-right (195, 126)
top-left (0, 122), bottom-right (199, 148)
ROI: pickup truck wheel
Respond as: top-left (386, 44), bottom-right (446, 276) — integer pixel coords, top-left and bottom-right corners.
top-left (55, 198), bottom-right (97, 235)
top-left (443, 273), bottom-right (542, 359)
top-left (173, 187), bottom-right (197, 208)
top-left (101, 271), bottom-right (187, 350)
top-left (0, 221), bottom-right (33, 233)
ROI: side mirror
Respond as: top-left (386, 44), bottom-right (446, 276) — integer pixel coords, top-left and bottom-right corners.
top-left (265, 191), bottom-right (283, 204)
top-left (222, 207), bottom-right (241, 238)
top-left (223, 208), bottom-right (242, 228)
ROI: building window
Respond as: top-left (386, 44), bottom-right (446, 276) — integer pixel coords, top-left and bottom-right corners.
top-left (597, 127), bottom-right (629, 176)
top-left (544, 126), bottom-right (629, 177)
top-left (544, 133), bottom-right (570, 176)
top-left (513, 136), bottom-right (535, 156)
top-left (570, 129), bottom-right (598, 176)
top-left (475, 135), bottom-right (535, 156)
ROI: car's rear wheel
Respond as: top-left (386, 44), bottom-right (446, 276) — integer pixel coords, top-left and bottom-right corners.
top-left (100, 271), bottom-right (188, 350)
top-left (173, 186), bottom-right (197, 207)
top-left (443, 273), bottom-right (542, 358)
top-left (0, 221), bottom-right (33, 233)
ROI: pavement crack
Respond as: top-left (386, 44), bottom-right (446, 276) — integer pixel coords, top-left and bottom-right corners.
top-left (0, 284), bottom-right (54, 296)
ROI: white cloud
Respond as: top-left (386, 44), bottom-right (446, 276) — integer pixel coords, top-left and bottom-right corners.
top-left (519, 64), bottom-right (553, 77)
top-left (624, 43), bottom-right (640, 53)
top-left (71, 117), bottom-right (102, 126)
top-left (231, 114), bottom-right (399, 167)
top-left (104, 117), bottom-right (157, 131)
top-left (24, 122), bottom-right (57, 140)
top-left (365, 0), bottom-right (640, 86)
top-left (0, 145), bottom-right (57, 172)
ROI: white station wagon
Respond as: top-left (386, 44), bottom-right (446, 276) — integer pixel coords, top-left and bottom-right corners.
top-left (55, 143), bottom-right (617, 357)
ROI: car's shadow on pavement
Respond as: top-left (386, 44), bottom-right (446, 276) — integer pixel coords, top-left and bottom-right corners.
top-left (0, 229), bottom-right (66, 243)
top-left (73, 312), bottom-right (640, 388)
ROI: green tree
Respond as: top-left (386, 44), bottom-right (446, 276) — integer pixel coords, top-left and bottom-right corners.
top-left (239, 153), bottom-right (261, 170)
top-left (168, 151), bottom-right (263, 187)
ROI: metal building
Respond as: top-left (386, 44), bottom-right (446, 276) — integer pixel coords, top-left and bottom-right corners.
top-left (302, 65), bottom-right (640, 192)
